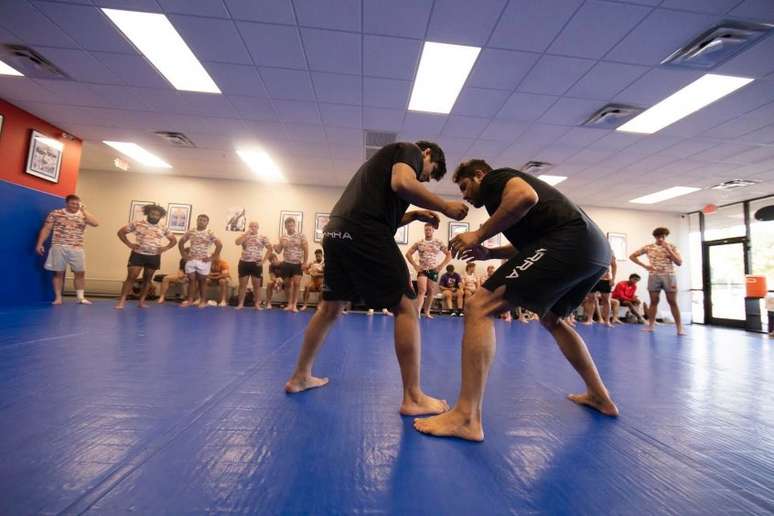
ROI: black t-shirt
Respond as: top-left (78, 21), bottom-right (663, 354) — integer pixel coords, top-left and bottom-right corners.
top-left (328, 142), bottom-right (422, 234)
top-left (480, 168), bottom-right (610, 266)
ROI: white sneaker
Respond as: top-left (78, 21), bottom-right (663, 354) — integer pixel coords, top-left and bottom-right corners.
top-left (367, 308), bottom-right (374, 315)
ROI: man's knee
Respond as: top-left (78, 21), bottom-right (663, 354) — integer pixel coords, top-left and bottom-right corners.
top-left (540, 312), bottom-right (561, 331)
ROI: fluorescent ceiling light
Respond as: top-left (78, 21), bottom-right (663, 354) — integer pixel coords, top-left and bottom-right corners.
top-left (0, 59), bottom-right (23, 76)
top-left (617, 74), bottom-right (753, 134)
top-left (408, 41), bottom-right (480, 114)
top-left (629, 186), bottom-right (701, 204)
top-left (103, 141), bottom-right (172, 168)
top-left (537, 175), bottom-right (567, 186)
top-left (101, 8), bottom-right (220, 94)
top-left (237, 149), bottom-right (284, 182)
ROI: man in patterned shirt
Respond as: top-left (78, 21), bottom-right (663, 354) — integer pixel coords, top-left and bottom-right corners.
top-left (405, 223), bottom-right (451, 318)
top-left (115, 204), bottom-right (177, 309)
top-left (630, 227), bottom-right (685, 335)
top-left (178, 214), bottom-right (223, 308)
top-left (36, 194), bottom-right (99, 305)
top-left (273, 217), bottom-right (308, 313)
top-left (235, 221), bottom-right (271, 310)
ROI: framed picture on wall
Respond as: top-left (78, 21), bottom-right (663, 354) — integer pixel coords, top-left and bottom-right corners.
top-left (167, 203), bottom-right (192, 233)
top-left (608, 232), bottom-right (627, 261)
top-left (129, 200), bottom-right (155, 223)
top-left (25, 130), bottom-right (63, 183)
top-left (0, 114), bottom-right (4, 138)
top-left (279, 210), bottom-right (303, 237)
top-left (225, 207), bottom-right (246, 232)
top-left (482, 234), bottom-right (501, 249)
top-left (448, 221), bottom-right (469, 241)
top-left (395, 225), bottom-right (408, 245)
top-left (314, 212), bottom-right (330, 242)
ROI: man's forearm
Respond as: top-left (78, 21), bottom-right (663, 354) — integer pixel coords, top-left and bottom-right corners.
top-left (399, 211), bottom-right (417, 227)
top-left (477, 203), bottom-right (532, 243)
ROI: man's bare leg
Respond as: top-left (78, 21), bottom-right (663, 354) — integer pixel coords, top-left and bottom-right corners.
top-left (541, 312), bottom-right (618, 416)
top-left (391, 295), bottom-right (448, 415)
top-left (158, 277), bottom-right (172, 304)
top-left (285, 300), bottom-right (344, 392)
top-left (644, 291), bottom-right (659, 331)
top-left (236, 276), bottom-right (249, 309)
top-left (414, 287), bottom-right (508, 441)
top-left (116, 266), bottom-right (142, 309)
top-left (52, 271), bottom-right (65, 304)
top-left (581, 294), bottom-right (596, 325)
top-left (422, 280), bottom-right (435, 318)
top-left (197, 274), bottom-right (208, 308)
top-left (415, 275), bottom-right (428, 316)
top-left (665, 291), bottom-right (685, 335)
top-left (252, 277), bottom-right (263, 310)
top-left (218, 278), bottom-right (228, 305)
top-left (73, 271), bottom-right (91, 304)
top-left (265, 282), bottom-right (275, 309)
top-left (137, 268), bottom-right (156, 308)
top-left (600, 293), bottom-right (612, 327)
top-left (181, 273), bottom-right (197, 307)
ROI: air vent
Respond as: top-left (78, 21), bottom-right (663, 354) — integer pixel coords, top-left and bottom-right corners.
top-left (154, 131), bottom-right (196, 148)
top-left (0, 44), bottom-right (70, 80)
top-left (364, 130), bottom-right (397, 160)
top-left (662, 21), bottom-right (773, 69)
top-left (582, 104), bottom-right (642, 129)
top-left (710, 179), bottom-right (760, 191)
top-left (522, 161), bottom-right (553, 174)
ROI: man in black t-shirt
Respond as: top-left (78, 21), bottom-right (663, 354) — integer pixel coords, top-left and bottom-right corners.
top-left (284, 141), bottom-right (469, 418)
top-left (414, 159), bottom-right (618, 442)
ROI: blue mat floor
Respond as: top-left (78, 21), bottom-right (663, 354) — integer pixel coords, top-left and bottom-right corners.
top-left (0, 301), bottom-right (772, 515)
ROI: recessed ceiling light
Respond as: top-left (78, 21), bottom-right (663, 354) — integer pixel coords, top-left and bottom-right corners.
top-left (0, 59), bottom-right (23, 76)
top-left (537, 175), bottom-right (567, 186)
top-left (617, 74), bottom-right (753, 134)
top-left (103, 141), bottom-right (172, 168)
top-left (101, 8), bottom-right (220, 94)
top-left (408, 41), bottom-right (481, 114)
top-left (629, 186), bottom-right (701, 204)
top-left (236, 149), bottom-right (285, 182)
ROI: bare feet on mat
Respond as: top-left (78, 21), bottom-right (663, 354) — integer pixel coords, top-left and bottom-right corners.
top-left (399, 393), bottom-right (449, 416)
top-left (52, 298), bottom-right (63, 305)
top-left (567, 392), bottom-right (619, 417)
top-left (78, 298), bottom-right (92, 305)
top-left (413, 409), bottom-right (484, 442)
top-left (285, 375), bottom-right (329, 393)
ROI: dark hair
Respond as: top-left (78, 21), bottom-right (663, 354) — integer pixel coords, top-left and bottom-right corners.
top-left (198, 214), bottom-right (209, 220)
top-left (652, 227), bottom-right (670, 238)
top-left (424, 222), bottom-right (434, 228)
top-left (65, 194), bottom-right (80, 202)
top-left (446, 264), bottom-right (454, 272)
top-left (466, 263), bottom-right (475, 270)
top-left (415, 141), bottom-right (446, 180)
top-left (629, 273), bottom-right (641, 281)
top-left (143, 204), bottom-right (166, 217)
top-left (315, 249), bottom-right (323, 254)
top-left (452, 159), bottom-right (493, 183)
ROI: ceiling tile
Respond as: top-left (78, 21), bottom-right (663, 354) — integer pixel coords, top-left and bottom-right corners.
top-left (294, 0), bottom-right (361, 31)
top-left (518, 55), bottom-right (595, 96)
top-left (566, 61), bottom-right (649, 100)
top-left (89, 84), bottom-right (155, 110)
top-left (466, 48), bottom-right (539, 91)
top-left (585, 131), bottom-right (643, 152)
top-left (363, 35), bottom-right (422, 80)
top-left (91, 51), bottom-right (171, 88)
top-left (273, 99), bottom-right (320, 124)
top-left (496, 92), bottom-right (557, 121)
top-left (515, 123), bottom-right (572, 147)
top-left (452, 87), bottom-right (510, 117)
top-left (605, 8), bottom-right (718, 65)
top-left (660, 0), bottom-right (740, 14)
top-left (33, 1), bottom-right (136, 53)
top-left (329, 144), bottom-right (364, 162)
top-left (548, 0), bottom-right (651, 59)
top-left (466, 139), bottom-right (511, 157)
top-left (225, 0), bottom-right (295, 24)
top-left (158, 0), bottom-right (230, 17)
top-left (716, 31), bottom-right (774, 78)
top-left (363, 107), bottom-right (405, 132)
top-left (553, 127), bottom-right (610, 148)
top-left (281, 123), bottom-right (328, 142)
top-left (325, 126), bottom-right (362, 145)
top-left (441, 116), bottom-right (490, 138)
top-left (688, 142), bottom-right (758, 162)
top-left (35, 47), bottom-right (122, 84)
top-left (206, 62), bottom-right (267, 97)
top-left (260, 67), bottom-right (315, 101)
top-left (228, 95), bottom-right (276, 121)
top-left (614, 68), bottom-right (704, 107)
top-left (301, 28), bottom-right (361, 75)
top-left (363, 0), bottom-right (432, 39)
top-left (402, 112), bottom-right (447, 137)
top-left (33, 79), bottom-right (111, 107)
top-left (479, 119), bottom-right (529, 141)
top-left (426, 0), bottom-right (507, 46)
top-left (311, 72), bottom-right (362, 105)
top-left (538, 97), bottom-right (602, 126)
top-left (729, 0), bottom-right (774, 23)
top-left (319, 103), bottom-right (361, 128)
top-left (92, 0), bottom-right (162, 11)
top-left (489, 0), bottom-right (583, 53)
top-left (0, 1), bottom-right (79, 48)
top-left (735, 124), bottom-right (774, 145)
top-left (169, 15), bottom-right (251, 65)
top-left (237, 22), bottom-right (306, 69)
top-left (363, 77), bottom-right (410, 109)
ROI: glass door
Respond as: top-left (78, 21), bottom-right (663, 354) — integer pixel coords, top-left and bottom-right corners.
top-left (703, 237), bottom-right (747, 328)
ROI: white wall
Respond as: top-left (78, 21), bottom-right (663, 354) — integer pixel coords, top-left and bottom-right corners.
top-left (76, 169), bottom-right (690, 316)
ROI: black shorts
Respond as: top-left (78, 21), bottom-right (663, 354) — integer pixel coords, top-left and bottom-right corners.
top-left (321, 225), bottom-right (415, 308)
top-left (238, 260), bottom-right (263, 278)
top-left (418, 269), bottom-right (438, 282)
top-left (278, 262), bottom-right (302, 278)
top-left (591, 279), bottom-right (611, 294)
top-left (482, 241), bottom-right (610, 318)
top-left (128, 251), bottom-right (161, 270)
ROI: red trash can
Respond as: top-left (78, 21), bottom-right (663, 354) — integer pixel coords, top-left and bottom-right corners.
top-left (746, 275), bottom-right (767, 298)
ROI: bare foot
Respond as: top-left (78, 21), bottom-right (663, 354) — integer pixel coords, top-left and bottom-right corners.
top-left (400, 393), bottom-right (449, 416)
top-left (180, 301), bottom-right (192, 308)
top-left (115, 302), bottom-right (125, 310)
top-left (582, 320), bottom-right (593, 326)
top-left (423, 313), bottom-right (434, 319)
top-left (568, 392), bottom-right (619, 417)
top-left (235, 305), bottom-right (244, 310)
top-left (676, 327), bottom-right (686, 336)
top-left (157, 298), bottom-right (165, 304)
top-left (52, 298), bottom-right (63, 305)
top-left (78, 298), bottom-right (92, 305)
top-left (255, 304), bottom-right (263, 311)
top-left (642, 325), bottom-right (655, 332)
top-left (413, 409), bottom-right (484, 442)
top-left (285, 375), bottom-right (330, 393)
top-left (198, 302), bottom-right (207, 309)
top-left (300, 305), bottom-right (307, 311)
top-left (138, 301), bottom-right (148, 308)
top-left (264, 304), bottom-right (272, 310)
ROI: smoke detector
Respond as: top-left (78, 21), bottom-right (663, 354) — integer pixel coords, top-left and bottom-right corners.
top-left (582, 104), bottom-right (642, 129)
top-left (710, 179), bottom-right (760, 190)
top-left (522, 161), bottom-right (553, 174)
top-left (0, 44), bottom-right (70, 80)
top-left (662, 21), bottom-right (773, 69)
top-left (364, 130), bottom-right (397, 160)
top-left (154, 131), bottom-right (196, 148)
